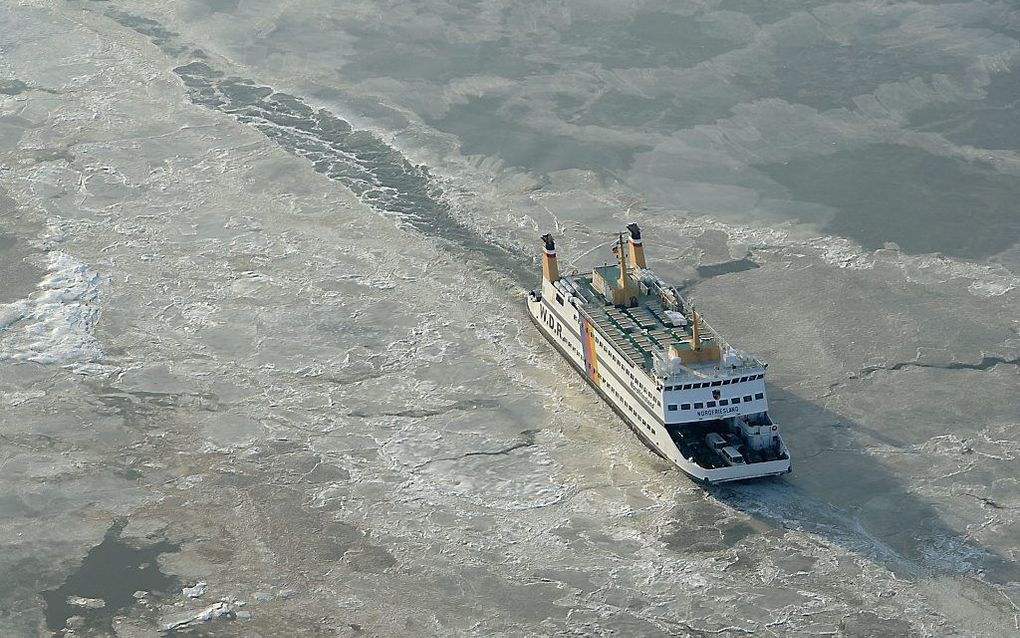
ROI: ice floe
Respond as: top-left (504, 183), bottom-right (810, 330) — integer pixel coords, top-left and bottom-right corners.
top-left (0, 250), bottom-right (117, 375)
top-left (162, 602), bottom-right (234, 631)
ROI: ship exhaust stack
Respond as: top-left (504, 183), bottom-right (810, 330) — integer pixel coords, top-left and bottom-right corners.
top-left (541, 234), bottom-right (560, 282)
top-left (626, 223), bottom-right (646, 270)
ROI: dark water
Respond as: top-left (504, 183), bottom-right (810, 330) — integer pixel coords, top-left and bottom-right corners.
top-left (433, 96), bottom-right (650, 174)
top-left (761, 144), bottom-right (1020, 258)
top-left (0, 79), bottom-right (28, 96)
top-left (910, 66), bottom-right (1020, 150)
top-left (41, 521), bottom-right (179, 634)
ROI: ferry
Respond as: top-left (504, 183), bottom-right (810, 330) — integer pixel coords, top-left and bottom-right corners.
top-left (527, 225), bottom-right (791, 484)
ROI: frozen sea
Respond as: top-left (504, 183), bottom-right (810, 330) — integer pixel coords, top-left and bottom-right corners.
top-left (2, 1), bottom-right (1019, 635)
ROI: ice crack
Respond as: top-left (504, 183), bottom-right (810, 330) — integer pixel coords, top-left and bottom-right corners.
top-left (861, 355), bottom-right (1020, 377)
top-left (417, 429), bottom-right (538, 467)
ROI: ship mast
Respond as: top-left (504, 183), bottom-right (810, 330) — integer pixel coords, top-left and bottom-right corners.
top-left (616, 232), bottom-right (629, 291)
top-left (691, 307), bottom-right (701, 350)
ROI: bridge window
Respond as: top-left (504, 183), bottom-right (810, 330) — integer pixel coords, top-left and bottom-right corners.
top-left (555, 294), bottom-right (563, 305)
top-left (668, 404), bottom-right (677, 411)
top-left (722, 379), bottom-right (731, 385)
top-left (719, 399), bottom-right (729, 406)
top-left (711, 381), bottom-right (722, 387)
top-left (681, 403), bottom-right (691, 410)
top-left (755, 393), bottom-right (764, 400)
top-left (731, 397), bottom-right (740, 404)
top-left (694, 402), bottom-right (704, 409)
top-left (743, 395), bottom-right (752, 402)
top-left (706, 401), bottom-right (717, 408)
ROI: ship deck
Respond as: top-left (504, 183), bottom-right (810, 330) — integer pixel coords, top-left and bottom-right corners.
top-left (666, 419), bottom-right (789, 468)
top-left (569, 273), bottom-right (713, 372)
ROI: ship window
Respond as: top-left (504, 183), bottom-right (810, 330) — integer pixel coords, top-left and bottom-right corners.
top-left (744, 395), bottom-right (752, 402)
top-left (719, 399), bottom-right (729, 406)
top-left (684, 384), bottom-right (692, 390)
top-left (757, 374), bottom-right (765, 379)
top-left (740, 376), bottom-right (748, 382)
top-left (722, 379), bottom-right (731, 385)
top-left (681, 403), bottom-right (691, 410)
top-left (694, 402), bottom-right (703, 409)
top-left (555, 294), bottom-right (563, 305)
top-left (706, 401), bottom-right (717, 408)
top-left (711, 381), bottom-right (722, 387)
top-left (755, 393), bottom-right (764, 400)
top-left (668, 404), bottom-right (677, 411)
top-left (731, 397), bottom-right (740, 404)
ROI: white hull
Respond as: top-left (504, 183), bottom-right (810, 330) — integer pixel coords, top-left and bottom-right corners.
top-left (527, 287), bottom-right (791, 485)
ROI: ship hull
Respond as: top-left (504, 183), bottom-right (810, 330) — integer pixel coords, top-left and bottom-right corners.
top-left (526, 298), bottom-right (670, 463)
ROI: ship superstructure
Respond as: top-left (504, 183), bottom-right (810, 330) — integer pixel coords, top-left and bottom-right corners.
top-left (527, 225), bottom-right (791, 484)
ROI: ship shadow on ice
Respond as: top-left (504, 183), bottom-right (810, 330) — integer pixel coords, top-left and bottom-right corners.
top-left (706, 386), bottom-right (1019, 587)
